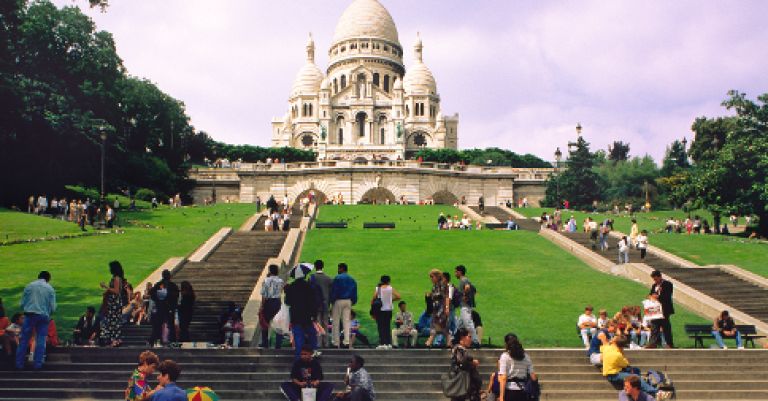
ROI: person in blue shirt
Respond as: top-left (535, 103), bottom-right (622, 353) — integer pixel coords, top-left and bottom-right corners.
top-left (330, 263), bottom-right (357, 349)
top-left (149, 360), bottom-right (186, 401)
top-left (15, 271), bottom-right (56, 370)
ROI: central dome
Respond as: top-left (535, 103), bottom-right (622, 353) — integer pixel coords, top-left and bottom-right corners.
top-left (332, 0), bottom-right (400, 46)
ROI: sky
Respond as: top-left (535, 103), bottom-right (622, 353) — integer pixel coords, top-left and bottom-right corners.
top-left (55, 0), bottom-right (768, 163)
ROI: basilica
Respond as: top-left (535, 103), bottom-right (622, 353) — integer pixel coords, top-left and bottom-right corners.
top-left (271, 0), bottom-right (459, 160)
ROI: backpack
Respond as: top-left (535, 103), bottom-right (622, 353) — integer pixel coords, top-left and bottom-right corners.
top-left (465, 282), bottom-right (477, 307)
top-left (645, 369), bottom-right (675, 399)
top-left (450, 284), bottom-right (462, 308)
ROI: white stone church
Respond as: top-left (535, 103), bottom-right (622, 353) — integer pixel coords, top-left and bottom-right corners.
top-left (271, 0), bottom-right (459, 161)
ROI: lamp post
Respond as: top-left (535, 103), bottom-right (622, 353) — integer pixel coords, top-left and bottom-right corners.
top-left (100, 128), bottom-right (108, 203)
top-left (554, 147), bottom-right (562, 207)
top-left (568, 123), bottom-right (582, 153)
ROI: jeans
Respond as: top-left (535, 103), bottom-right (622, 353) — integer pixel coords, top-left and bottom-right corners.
top-left (712, 330), bottom-right (742, 348)
top-left (459, 306), bottom-right (478, 343)
top-left (618, 249), bottom-right (629, 264)
top-left (16, 313), bottom-right (49, 369)
top-left (608, 371), bottom-right (656, 395)
top-left (292, 323), bottom-right (317, 359)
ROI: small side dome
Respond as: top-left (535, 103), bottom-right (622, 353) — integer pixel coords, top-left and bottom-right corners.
top-left (292, 63), bottom-right (324, 96)
top-left (403, 34), bottom-right (437, 95)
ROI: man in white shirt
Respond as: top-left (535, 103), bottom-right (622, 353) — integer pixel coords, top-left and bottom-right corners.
top-left (642, 294), bottom-right (664, 348)
top-left (577, 305), bottom-right (598, 348)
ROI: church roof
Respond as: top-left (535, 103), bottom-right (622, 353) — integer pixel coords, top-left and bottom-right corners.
top-left (332, 0), bottom-right (400, 46)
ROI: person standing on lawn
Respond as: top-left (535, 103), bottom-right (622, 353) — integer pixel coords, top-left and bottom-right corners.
top-left (15, 271), bottom-right (56, 370)
top-left (454, 265), bottom-right (478, 346)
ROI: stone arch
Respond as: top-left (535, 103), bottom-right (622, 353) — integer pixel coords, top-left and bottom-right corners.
top-left (431, 190), bottom-right (459, 205)
top-left (294, 188), bottom-right (328, 205)
top-left (288, 179), bottom-right (335, 206)
top-left (360, 187), bottom-right (396, 204)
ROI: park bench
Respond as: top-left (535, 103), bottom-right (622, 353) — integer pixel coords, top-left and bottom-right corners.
top-left (685, 323), bottom-right (765, 348)
top-left (363, 222), bottom-right (395, 229)
top-left (315, 222), bottom-right (348, 229)
top-left (485, 223), bottom-right (517, 230)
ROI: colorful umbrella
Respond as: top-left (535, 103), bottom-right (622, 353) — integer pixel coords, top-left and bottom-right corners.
top-left (289, 262), bottom-right (314, 279)
top-left (186, 386), bottom-right (219, 401)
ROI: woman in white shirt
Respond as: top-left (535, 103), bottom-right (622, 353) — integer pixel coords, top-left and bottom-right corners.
top-left (373, 275), bottom-right (401, 349)
top-left (617, 236), bottom-right (629, 264)
top-left (498, 333), bottom-right (537, 401)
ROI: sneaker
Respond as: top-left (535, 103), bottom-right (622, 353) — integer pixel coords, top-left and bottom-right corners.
top-left (722, 346), bottom-right (728, 350)
top-left (385, 345), bottom-right (393, 350)
top-left (738, 346), bottom-right (745, 350)
top-left (312, 350), bottom-right (323, 358)
top-left (376, 345), bottom-right (386, 350)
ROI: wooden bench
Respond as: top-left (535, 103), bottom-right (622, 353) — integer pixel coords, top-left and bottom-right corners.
top-left (363, 222), bottom-right (395, 229)
top-left (315, 222), bottom-right (348, 229)
top-left (685, 324), bottom-right (765, 348)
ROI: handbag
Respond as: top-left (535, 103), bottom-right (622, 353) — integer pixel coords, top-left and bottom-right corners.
top-left (370, 288), bottom-right (382, 317)
top-left (271, 303), bottom-right (290, 335)
top-left (441, 365), bottom-right (470, 398)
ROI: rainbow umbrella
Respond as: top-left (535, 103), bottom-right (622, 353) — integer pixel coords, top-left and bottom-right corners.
top-left (186, 386), bottom-right (220, 401)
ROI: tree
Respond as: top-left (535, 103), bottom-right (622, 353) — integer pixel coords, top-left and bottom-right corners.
top-left (594, 155), bottom-right (659, 204)
top-left (607, 141), bottom-right (630, 163)
top-left (543, 136), bottom-right (602, 209)
top-left (659, 139), bottom-right (690, 177)
top-left (680, 91), bottom-right (768, 236)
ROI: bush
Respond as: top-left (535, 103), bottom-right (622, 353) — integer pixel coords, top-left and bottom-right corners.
top-left (135, 188), bottom-right (156, 202)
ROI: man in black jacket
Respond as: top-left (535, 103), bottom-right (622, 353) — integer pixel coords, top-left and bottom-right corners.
top-left (149, 269), bottom-right (180, 346)
top-left (285, 274), bottom-right (319, 359)
top-left (649, 270), bottom-right (674, 348)
top-left (73, 306), bottom-right (99, 345)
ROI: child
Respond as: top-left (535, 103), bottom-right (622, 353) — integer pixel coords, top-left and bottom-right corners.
top-left (125, 350), bottom-right (159, 401)
top-left (597, 310), bottom-right (608, 329)
top-left (349, 311), bottom-right (370, 347)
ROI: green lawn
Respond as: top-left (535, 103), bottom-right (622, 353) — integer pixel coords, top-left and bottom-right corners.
top-left (0, 208), bottom-right (84, 243)
top-left (302, 206), bottom-right (708, 347)
top-left (516, 207), bottom-right (768, 277)
top-left (0, 204), bottom-right (255, 340)
top-left (315, 204), bottom-right (463, 230)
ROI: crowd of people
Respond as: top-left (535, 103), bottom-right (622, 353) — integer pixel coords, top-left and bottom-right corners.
top-left (437, 212), bottom-right (483, 230)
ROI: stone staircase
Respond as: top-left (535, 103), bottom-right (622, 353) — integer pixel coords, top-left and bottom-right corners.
top-left (121, 231), bottom-right (288, 345)
top-left (1, 348), bottom-right (766, 400)
top-left (470, 206), bottom-right (541, 231)
top-left (560, 230), bottom-right (768, 324)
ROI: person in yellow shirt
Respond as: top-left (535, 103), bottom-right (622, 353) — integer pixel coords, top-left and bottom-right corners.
top-left (602, 336), bottom-right (657, 395)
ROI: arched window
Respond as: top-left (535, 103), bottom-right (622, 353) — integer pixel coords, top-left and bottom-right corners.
top-left (309, 104), bottom-right (313, 117)
top-left (341, 75), bottom-right (347, 89)
top-left (356, 112), bottom-right (366, 137)
top-left (414, 133), bottom-right (427, 147)
top-left (380, 128), bottom-right (385, 145)
top-left (383, 75), bottom-right (390, 92)
top-left (336, 116), bottom-right (345, 144)
top-left (333, 78), bottom-right (338, 94)
top-left (405, 104), bottom-right (410, 117)
top-left (373, 73), bottom-right (380, 87)
top-left (302, 104), bottom-right (307, 117)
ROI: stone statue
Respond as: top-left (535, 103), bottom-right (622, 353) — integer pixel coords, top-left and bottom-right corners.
top-left (320, 125), bottom-right (327, 140)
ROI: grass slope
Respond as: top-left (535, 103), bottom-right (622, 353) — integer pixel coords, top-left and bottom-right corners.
top-left (0, 208), bottom-right (84, 242)
top-left (301, 206), bottom-right (707, 347)
top-left (516, 208), bottom-right (768, 277)
top-left (315, 204), bottom-right (463, 230)
top-left (0, 204), bottom-right (255, 340)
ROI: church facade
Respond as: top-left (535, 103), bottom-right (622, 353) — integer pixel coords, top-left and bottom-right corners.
top-left (271, 0), bottom-right (458, 161)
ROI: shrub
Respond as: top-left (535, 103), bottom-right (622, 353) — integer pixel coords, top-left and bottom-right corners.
top-left (135, 188), bottom-right (156, 202)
